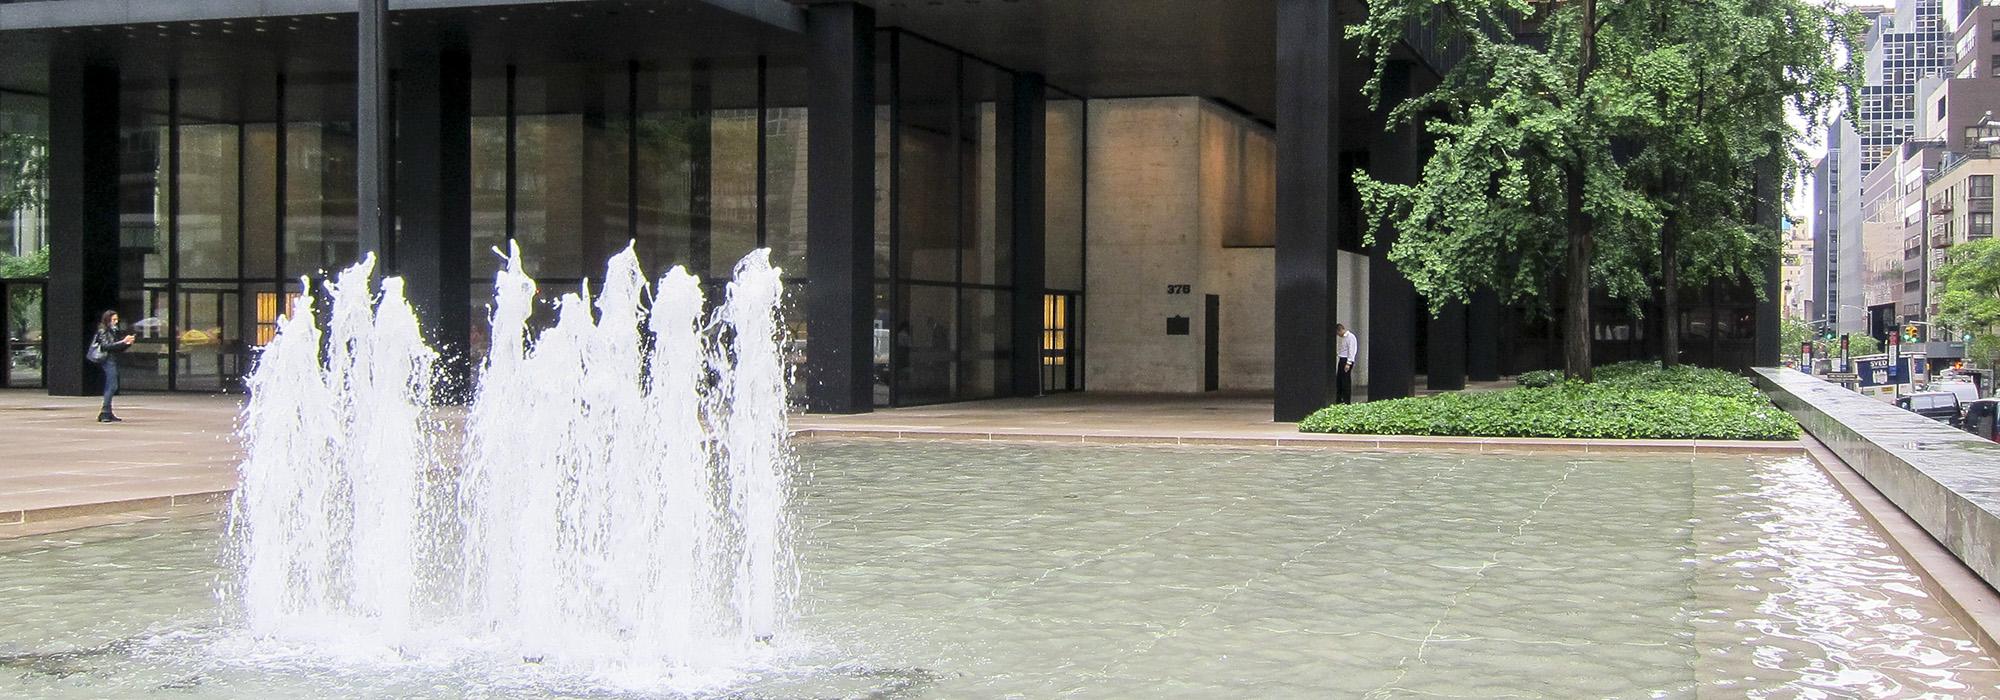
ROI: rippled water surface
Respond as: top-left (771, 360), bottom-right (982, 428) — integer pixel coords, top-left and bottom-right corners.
top-left (2, 441), bottom-right (1995, 698)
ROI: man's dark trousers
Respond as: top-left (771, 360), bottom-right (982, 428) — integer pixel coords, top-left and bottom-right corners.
top-left (1336, 360), bottom-right (1353, 404)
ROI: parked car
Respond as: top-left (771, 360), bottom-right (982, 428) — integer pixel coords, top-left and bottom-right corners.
top-left (1965, 399), bottom-right (2000, 443)
top-left (1896, 392), bottom-right (1963, 426)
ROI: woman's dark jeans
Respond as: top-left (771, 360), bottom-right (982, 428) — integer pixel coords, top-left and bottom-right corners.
top-left (99, 359), bottom-right (118, 414)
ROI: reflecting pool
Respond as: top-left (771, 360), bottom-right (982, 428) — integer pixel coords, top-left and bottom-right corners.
top-left (3, 441), bottom-right (1995, 697)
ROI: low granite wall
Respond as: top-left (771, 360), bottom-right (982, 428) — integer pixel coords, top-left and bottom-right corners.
top-left (1756, 368), bottom-right (2000, 591)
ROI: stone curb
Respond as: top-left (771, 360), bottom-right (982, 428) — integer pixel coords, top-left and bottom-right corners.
top-left (791, 427), bottom-right (1802, 455)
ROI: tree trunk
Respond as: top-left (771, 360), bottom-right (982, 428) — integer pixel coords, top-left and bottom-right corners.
top-left (1660, 213), bottom-right (1680, 368)
top-left (1563, 0), bottom-right (1597, 382)
top-left (1564, 166), bottom-right (1593, 382)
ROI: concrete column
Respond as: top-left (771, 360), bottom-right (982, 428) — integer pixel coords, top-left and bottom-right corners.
top-left (393, 29), bottom-right (474, 399)
top-left (1008, 72), bottom-right (1047, 398)
top-left (805, 1), bottom-right (876, 414)
top-left (44, 51), bottom-right (120, 397)
top-left (1427, 299), bottom-right (1466, 390)
top-left (1273, 0), bottom-right (1342, 421)
top-left (1366, 61), bottom-right (1418, 401)
top-left (1467, 288), bottom-right (1502, 381)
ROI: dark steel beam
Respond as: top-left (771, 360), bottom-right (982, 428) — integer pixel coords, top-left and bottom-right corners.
top-left (1427, 299), bottom-right (1466, 390)
top-left (356, 0), bottom-right (392, 264)
top-left (44, 50), bottom-right (119, 397)
top-left (1008, 72), bottom-right (1048, 399)
top-left (1467, 288), bottom-right (1501, 381)
top-left (804, 1), bottom-right (876, 414)
top-left (1365, 60), bottom-right (1418, 402)
top-left (1273, 0), bottom-right (1341, 422)
top-left (394, 28), bottom-right (474, 400)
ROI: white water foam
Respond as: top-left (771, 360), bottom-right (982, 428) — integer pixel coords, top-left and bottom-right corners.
top-left (231, 244), bottom-right (796, 689)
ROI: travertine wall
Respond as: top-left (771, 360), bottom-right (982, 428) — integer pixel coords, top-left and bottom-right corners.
top-left (1085, 97), bottom-right (1367, 394)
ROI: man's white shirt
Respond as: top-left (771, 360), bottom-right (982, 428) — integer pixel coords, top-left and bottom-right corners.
top-left (1337, 331), bottom-right (1357, 364)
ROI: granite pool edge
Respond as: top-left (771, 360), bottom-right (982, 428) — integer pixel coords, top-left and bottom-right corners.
top-left (792, 427), bottom-right (1803, 455)
top-left (1755, 367), bottom-right (2000, 595)
top-left (1793, 431), bottom-right (2000, 658)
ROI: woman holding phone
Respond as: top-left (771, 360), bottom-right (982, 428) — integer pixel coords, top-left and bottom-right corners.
top-left (87, 309), bottom-right (136, 423)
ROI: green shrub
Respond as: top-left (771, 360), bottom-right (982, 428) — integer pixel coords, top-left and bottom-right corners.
top-left (1516, 369), bottom-right (1563, 388)
top-left (1300, 369), bottom-right (1797, 441)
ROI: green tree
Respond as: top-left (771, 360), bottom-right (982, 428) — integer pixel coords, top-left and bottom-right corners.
top-left (1936, 238), bottom-right (2000, 367)
top-left (1349, 0), bottom-right (1860, 379)
top-left (1621, 0), bottom-right (1860, 366)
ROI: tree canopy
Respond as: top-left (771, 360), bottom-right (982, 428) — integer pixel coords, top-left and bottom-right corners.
top-left (1349, 0), bottom-right (1861, 377)
top-left (1936, 238), bottom-right (2000, 365)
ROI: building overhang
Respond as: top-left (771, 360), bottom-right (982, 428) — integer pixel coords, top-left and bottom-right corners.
top-left (0, 0), bottom-right (803, 33)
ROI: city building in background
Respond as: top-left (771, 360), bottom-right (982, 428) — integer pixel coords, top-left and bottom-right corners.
top-left (1783, 216), bottom-right (1816, 321)
top-left (1818, 0), bottom-right (1953, 337)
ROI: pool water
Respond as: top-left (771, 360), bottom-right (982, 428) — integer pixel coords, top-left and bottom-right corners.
top-left (2, 441), bottom-right (1995, 698)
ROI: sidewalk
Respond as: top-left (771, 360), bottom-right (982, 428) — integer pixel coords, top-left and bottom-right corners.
top-left (0, 391), bottom-right (238, 536)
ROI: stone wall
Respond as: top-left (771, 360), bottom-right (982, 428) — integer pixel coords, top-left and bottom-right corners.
top-left (1084, 96), bottom-right (1367, 393)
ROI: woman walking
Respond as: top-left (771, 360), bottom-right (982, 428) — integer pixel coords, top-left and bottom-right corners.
top-left (88, 310), bottom-right (135, 423)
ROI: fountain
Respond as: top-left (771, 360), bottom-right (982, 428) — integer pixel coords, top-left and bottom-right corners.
top-left (230, 244), bottom-right (796, 687)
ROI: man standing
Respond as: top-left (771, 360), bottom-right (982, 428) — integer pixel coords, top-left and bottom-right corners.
top-left (1335, 323), bottom-right (1357, 404)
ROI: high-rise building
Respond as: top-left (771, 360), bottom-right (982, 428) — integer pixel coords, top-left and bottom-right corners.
top-left (1857, 0), bottom-right (1955, 172)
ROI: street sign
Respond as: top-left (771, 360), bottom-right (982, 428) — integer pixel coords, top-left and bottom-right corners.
top-left (1826, 372), bottom-right (1859, 382)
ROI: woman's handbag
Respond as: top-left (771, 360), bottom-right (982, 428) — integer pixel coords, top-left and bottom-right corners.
top-left (85, 335), bottom-right (106, 364)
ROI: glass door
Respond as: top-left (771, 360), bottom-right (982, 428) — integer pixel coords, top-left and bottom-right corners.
top-left (1041, 292), bottom-right (1079, 393)
top-left (175, 285), bottom-right (242, 392)
top-left (1, 279), bottom-right (45, 388)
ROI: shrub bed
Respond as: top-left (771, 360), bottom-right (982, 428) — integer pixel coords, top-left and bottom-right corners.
top-left (1303, 362), bottom-right (1798, 440)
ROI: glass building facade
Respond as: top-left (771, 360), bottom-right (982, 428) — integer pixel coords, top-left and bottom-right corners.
top-left (5, 25), bottom-right (1086, 406)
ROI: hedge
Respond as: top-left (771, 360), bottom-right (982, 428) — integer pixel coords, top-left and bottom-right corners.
top-left (1304, 363), bottom-right (1798, 440)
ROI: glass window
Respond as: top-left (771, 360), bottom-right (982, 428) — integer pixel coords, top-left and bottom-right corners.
top-left (896, 282), bottom-right (956, 404)
top-left (469, 68), bottom-right (509, 283)
top-left (960, 60), bottom-right (1009, 286)
top-left (707, 60), bottom-right (761, 280)
top-left (1971, 175), bottom-right (1993, 199)
top-left (4, 281), bottom-right (45, 388)
top-left (514, 62), bottom-right (625, 282)
top-left (121, 83), bottom-right (170, 281)
top-left (897, 38), bottom-right (960, 285)
top-left (763, 62), bottom-right (810, 278)
top-left (282, 76), bottom-right (358, 277)
top-left (956, 287), bottom-right (1008, 399)
top-left (175, 123), bottom-right (240, 279)
top-left (242, 124), bottom-right (278, 279)
top-left (1972, 212), bottom-right (1994, 238)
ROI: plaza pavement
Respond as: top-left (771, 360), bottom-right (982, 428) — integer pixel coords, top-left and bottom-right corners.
top-left (0, 391), bottom-right (238, 537)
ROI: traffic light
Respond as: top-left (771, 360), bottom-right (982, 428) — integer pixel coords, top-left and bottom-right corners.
top-left (1903, 324), bottom-right (1920, 343)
